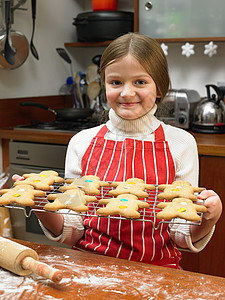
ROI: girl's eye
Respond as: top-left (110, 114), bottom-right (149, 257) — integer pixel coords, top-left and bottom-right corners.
top-left (136, 80), bottom-right (145, 85)
top-left (111, 80), bottom-right (121, 86)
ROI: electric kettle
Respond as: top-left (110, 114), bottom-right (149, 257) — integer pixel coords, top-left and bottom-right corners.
top-left (191, 84), bottom-right (225, 133)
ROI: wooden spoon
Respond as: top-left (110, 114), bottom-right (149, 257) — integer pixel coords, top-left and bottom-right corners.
top-left (86, 64), bottom-right (98, 84)
top-left (87, 81), bottom-right (101, 108)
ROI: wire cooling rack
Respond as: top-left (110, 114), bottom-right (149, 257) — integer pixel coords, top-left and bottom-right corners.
top-left (2, 182), bottom-right (205, 230)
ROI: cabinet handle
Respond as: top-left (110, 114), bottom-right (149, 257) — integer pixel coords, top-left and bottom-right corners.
top-left (144, 1), bottom-right (153, 11)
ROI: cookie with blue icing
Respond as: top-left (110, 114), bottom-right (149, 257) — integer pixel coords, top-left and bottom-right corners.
top-left (97, 193), bottom-right (150, 219)
top-left (60, 175), bottom-right (110, 195)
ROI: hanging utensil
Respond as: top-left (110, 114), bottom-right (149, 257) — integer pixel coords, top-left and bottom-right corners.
top-left (0, 0), bottom-right (29, 69)
top-left (30, 0), bottom-right (39, 60)
top-left (56, 47), bottom-right (73, 77)
top-left (92, 54), bottom-right (101, 67)
top-left (3, 0), bottom-right (15, 65)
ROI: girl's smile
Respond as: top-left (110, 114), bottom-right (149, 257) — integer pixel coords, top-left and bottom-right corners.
top-left (105, 54), bottom-right (158, 120)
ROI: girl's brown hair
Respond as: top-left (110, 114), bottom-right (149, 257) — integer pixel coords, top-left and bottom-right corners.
top-left (100, 32), bottom-right (171, 102)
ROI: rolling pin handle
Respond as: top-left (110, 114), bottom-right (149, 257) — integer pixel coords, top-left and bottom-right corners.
top-left (21, 256), bottom-right (63, 283)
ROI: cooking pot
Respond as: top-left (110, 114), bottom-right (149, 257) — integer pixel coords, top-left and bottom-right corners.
top-left (191, 84), bottom-right (225, 133)
top-left (0, 0), bottom-right (29, 69)
top-left (20, 102), bottom-right (93, 121)
top-left (73, 11), bottom-right (134, 42)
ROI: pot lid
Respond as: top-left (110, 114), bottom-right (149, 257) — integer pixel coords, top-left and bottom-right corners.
top-left (0, 30), bottom-right (29, 69)
top-left (74, 11), bottom-right (134, 21)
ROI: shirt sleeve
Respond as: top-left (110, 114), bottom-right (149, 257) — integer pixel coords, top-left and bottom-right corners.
top-left (163, 123), bottom-right (199, 186)
top-left (169, 219), bottom-right (215, 252)
top-left (39, 210), bottom-right (84, 246)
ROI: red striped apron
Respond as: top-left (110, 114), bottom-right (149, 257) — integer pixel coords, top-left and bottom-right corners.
top-left (74, 124), bottom-right (182, 268)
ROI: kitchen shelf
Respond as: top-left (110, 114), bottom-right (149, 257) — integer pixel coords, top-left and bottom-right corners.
top-left (2, 183), bottom-right (205, 231)
top-left (64, 41), bottom-right (112, 48)
top-left (65, 37), bottom-right (225, 48)
top-left (154, 37), bottom-right (225, 43)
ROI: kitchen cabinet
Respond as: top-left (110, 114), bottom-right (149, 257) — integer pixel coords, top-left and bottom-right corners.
top-left (180, 155), bottom-right (225, 277)
top-left (66, 0), bottom-right (225, 48)
top-left (138, 0), bottom-right (225, 42)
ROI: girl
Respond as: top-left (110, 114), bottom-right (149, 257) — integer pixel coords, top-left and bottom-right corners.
top-left (15, 33), bottom-right (222, 269)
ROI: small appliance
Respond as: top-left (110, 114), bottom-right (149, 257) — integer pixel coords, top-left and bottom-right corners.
top-left (191, 84), bottom-right (225, 133)
top-left (155, 89), bottom-right (201, 129)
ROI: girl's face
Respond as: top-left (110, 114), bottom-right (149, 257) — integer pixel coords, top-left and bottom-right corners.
top-left (104, 54), bottom-right (158, 120)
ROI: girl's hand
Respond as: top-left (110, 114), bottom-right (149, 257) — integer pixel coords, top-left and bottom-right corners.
top-left (12, 174), bottom-right (24, 182)
top-left (198, 190), bottom-right (222, 224)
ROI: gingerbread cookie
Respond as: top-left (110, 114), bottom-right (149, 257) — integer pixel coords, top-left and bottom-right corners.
top-left (60, 175), bottom-right (110, 195)
top-left (108, 178), bottom-right (155, 198)
top-left (44, 189), bottom-right (97, 212)
top-left (14, 170), bottom-right (64, 191)
top-left (97, 194), bottom-right (150, 219)
top-left (157, 180), bottom-right (204, 201)
top-left (0, 184), bottom-right (45, 206)
top-left (157, 198), bottom-right (207, 221)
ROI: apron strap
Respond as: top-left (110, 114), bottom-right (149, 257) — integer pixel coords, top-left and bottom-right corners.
top-left (96, 125), bottom-right (108, 138)
top-left (154, 124), bottom-right (166, 141)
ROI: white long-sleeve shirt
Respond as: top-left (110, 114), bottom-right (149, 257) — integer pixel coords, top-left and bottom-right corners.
top-left (40, 105), bottom-right (214, 252)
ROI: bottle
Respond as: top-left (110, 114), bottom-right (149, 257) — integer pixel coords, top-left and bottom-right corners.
top-left (59, 76), bottom-right (74, 95)
top-left (59, 76), bottom-right (77, 108)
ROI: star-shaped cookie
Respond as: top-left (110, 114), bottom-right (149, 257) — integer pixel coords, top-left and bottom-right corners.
top-left (0, 184), bottom-right (45, 206)
top-left (157, 198), bottom-right (207, 221)
top-left (157, 180), bottom-right (204, 201)
top-left (108, 178), bottom-right (155, 198)
top-left (14, 170), bottom-right (64, 191)
top-left (44, 189), bottom-right (97, 212)
top-left (97, 193), bottom-right (150, 219)
top-left (60, 175), bottom-right (110, 195)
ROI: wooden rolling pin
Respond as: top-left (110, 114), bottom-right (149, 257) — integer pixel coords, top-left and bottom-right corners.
top-left (0, 237), bottom-right (63, 282)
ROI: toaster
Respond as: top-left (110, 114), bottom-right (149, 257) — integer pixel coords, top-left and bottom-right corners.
top-left (155, 89), bottom-right (201, 129)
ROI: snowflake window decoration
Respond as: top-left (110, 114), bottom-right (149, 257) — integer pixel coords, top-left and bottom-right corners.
top-left (161, 43), bottom-right (168, 56)
top-left (204, 41), bottom-right (218, 57)
top-left (181, 42), bottom-right (195, 58)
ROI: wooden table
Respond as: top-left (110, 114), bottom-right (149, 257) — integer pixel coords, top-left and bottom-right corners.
top-left (0, 239), bottom-right (225, 299)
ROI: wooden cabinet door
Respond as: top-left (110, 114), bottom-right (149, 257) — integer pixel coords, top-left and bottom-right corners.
top-left (180, 156), bottom-right (225, 277)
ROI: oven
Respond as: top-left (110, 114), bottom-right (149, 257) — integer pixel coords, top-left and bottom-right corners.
top-left (9, 141), bottom-right (67, 247)
top-left (8, 119), bottom-right (98, 247)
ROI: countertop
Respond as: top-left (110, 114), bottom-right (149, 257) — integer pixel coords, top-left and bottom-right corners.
top-left (0, 128), bottom-right (225, 156)
top-left (1, 239), bottom-right (225, 299)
